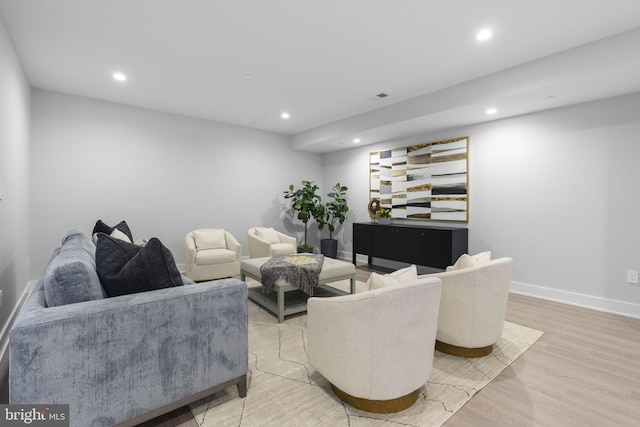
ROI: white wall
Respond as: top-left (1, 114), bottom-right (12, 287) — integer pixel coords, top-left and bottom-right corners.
top-left (324, 92), bottom-right (640, 317)
top-left (0, 16), bottom-right (30, 345)
top-left (30, 89), bottom-right (323, 276)
top-left (21, 66), bottom-right (640, 320)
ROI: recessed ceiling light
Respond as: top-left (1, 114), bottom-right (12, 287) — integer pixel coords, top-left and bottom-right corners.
top-left (545, 95), bottom-right (556, 101)
top-left (281, 112), bottom-right (290, 119)
top-left (113, 72), bottom-right (127, 82)
top-left (353, 138), bottom-right (361, 143)
top-left (476, 29), bottom-right (492, 41)
top-left (486, 108), bottom-right (498, 115)
top-left (243, 73), bottom-right (254, 78)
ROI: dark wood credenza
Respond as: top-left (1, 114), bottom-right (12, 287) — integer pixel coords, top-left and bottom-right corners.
top-left (352, 222), bottom-right (468, 270)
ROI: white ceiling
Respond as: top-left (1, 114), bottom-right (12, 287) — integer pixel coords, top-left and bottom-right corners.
top-left (1, 0), bottom-right (640, 153)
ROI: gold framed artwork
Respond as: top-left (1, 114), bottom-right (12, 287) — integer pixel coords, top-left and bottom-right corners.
top-left (369, 136), bottom-right (469, 222)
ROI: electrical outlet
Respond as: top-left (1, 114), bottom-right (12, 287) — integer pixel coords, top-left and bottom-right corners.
top-left (627, 270), bottom-right (639, 284)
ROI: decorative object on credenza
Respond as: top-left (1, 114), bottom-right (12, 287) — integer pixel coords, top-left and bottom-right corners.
top-left (368, 198), bottom-right (381, 218)
top-left (375, 207), bottom-right (391, 224)
top-left (317, 182), bottom-right (349, 258)
top-left (283, 180), bottom-right (324, 253)
top-left (370, 136), bottom-right (468, 221)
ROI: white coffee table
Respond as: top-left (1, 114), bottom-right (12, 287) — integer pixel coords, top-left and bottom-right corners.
top-left (241, 256), bottom-right (356, 322)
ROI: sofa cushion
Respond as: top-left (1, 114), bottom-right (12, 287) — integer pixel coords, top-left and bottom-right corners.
top-left (474, 251), bottom-right (492, 264)
top-left (43, 229), bottom-right (105, 307)
top-left (96, 234), bottom-right (184, 297)
top-left (256, 227), bottom-right (280, 244)
top-left (367, 264), bottom-right (418, 290)
top-left (446, 251), bottom-right (492, 271)
top-left (92, 219), bottom-right (133, 244)
top-left (193, 229), bottom-right (226, 250)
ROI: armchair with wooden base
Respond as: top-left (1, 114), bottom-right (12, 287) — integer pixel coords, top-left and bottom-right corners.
top-left (184, 228), bottom-right (241, 281)
top-left (247, 227), bottom-right (296, 258)
top-left (307, 276), bottom-right (442, 413)
top-left (422, 256), bottom-right (513, 358)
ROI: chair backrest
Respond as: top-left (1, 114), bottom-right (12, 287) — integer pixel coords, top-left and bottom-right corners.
top-left (247, 227), bottom-right (296, 258)
top-left (308, 277), bottom-right (442, 401)
top-left (186, 228), bottom-right (228, 251)
top-left (247, 227), bottom-right (270, 258)
top-left (430, 257), bottom-right (512, 348)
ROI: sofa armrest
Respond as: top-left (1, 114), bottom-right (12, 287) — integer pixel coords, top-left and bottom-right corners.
top-left (225, 231), bottom-right (242, 258)
top-left (276, 230), bottom-right (297, 246)
top-left (247, 230), bottom-right (272, 258)
top-left (185, 233), bottom-right (197, 263)
top-left (10, 278), bottom-right (248, 427)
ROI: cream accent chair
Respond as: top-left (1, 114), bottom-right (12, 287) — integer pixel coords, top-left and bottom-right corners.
top-left (247, 227), bottom-right (296, 258)
top-left (307, 276), bottom-right (442, 413)
top-left (184, 229), bottom-right (241, 281)
top-left (422, 255), bottom-right (513, 358)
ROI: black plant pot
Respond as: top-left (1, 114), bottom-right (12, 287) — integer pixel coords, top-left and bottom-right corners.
top-left (297, 245), bottom-right (313, 254)
top-left (320, 239), bottom-right (338, 259)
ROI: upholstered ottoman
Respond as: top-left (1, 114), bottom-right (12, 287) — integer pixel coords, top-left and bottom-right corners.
top-left (241, 256), bottom-right (356, 322)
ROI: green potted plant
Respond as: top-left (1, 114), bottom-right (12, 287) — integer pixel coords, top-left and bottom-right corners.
top-left (283, 180), bottom-right (324, 253)
top-left (317, 183), bottom-right (349, 258)
top-left (376, 208), bottom-right (391, 224)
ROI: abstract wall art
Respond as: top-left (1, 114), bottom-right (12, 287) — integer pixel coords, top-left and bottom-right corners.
top-left (369, 136), bottom-right (468, 221)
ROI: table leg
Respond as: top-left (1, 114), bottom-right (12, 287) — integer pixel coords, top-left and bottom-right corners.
top-left (350, 277), bottom-right (356, 294)
top-left (278, 286), bottom-right (285, 323)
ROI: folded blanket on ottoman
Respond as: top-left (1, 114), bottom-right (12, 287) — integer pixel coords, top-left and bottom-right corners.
top-left (260, 254), bottom-right (324, 294)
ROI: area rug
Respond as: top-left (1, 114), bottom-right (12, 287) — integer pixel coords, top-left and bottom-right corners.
top-left (190, 280), bottom-right (543, 427)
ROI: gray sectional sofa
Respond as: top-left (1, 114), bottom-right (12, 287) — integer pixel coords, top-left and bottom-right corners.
top-left (9, 229), bottom-right (248, 427)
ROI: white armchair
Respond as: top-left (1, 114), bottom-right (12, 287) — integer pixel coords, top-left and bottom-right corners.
top-left (422, 256), bottom-right (513, 357)
top-left (247, 227), bottom-right (296, 258)
top-left (307, 277), bottom-right (442, 413)
top-left (184, 229), bottom-right (241, 281)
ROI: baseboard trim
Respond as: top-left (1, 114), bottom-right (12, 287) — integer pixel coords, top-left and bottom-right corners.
top-left (510, 281), bottom-right (640, 320)
top-left (0, 280), bottom-right (36, 362)
top-left (176, 262), bottom-right (185, 273)
top-left (347, 250), bottom-right (640, 320)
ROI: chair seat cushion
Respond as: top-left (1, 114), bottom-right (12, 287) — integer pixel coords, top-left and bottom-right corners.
top-left (196, 248), bottom-right (237, 265)
top-left (271, 243), bottom-right (296, 255)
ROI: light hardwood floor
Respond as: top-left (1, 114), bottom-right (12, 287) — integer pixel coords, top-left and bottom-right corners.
top-left (3, 264), bottom-right (639, 426)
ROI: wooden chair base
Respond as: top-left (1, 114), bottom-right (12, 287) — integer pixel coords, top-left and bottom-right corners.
top-left (330, 384), bottom-right (420, 413)
top-left (435, 340), bottom-right (493, 358)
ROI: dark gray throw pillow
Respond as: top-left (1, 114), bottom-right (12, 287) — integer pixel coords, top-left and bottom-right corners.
top-left (95, 234), bottom-right (184, 297)
top-left (92, 220), bottom-right (134, 242)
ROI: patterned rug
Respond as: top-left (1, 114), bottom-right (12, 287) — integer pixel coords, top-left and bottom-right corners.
top-left (190, 280), bottom-right (543, 427)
